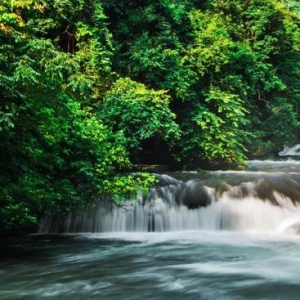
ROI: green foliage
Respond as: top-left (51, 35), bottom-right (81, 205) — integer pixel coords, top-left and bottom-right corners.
top-left (0, 0), bottom-right (155, 236)
top-left (100, 77), bottom-right (180, 149)
top-left (102, 173), bottom-right (157, 205)
top-left (188, 9), bottom-right (235, 75)
top-left (174, 7), bottom-right (251, 161)
top-left (265, 97), bottom-right (300, 144)
top-left (1, 0), bottom-right (300, 234)
top-left (193, 87), bottom-right (249, 162)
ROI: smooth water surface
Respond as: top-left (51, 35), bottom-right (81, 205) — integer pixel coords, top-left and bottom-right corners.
top-left (1, 231), bottom-right (300, 300)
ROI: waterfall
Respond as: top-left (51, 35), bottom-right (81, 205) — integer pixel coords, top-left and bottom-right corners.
top-left (56, 193), bottom-right (300, 233)
top-left (40, 161), bottom-right (300, 234)
top-left (279, 144), bottom-right (300, 157)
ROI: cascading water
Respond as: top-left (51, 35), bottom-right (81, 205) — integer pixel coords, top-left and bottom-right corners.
top-left (40, 160), bottom-right (300, 235)
top-left (278, 144), bottom-right (300, 157)
top-left (6, 159), bottom-right (300, 300)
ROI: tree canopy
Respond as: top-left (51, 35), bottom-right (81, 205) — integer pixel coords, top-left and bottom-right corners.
top-left (1, 0), bottom-right (300, 235)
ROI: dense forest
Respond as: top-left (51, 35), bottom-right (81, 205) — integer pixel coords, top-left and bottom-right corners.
top-left (1, 0), bottom-right (300, 235)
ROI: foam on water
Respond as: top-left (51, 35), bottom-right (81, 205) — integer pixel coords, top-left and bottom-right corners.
top-left (40, 160), bottom-right (300, 237)
top-left (57, 192), bottom-right (300, 235)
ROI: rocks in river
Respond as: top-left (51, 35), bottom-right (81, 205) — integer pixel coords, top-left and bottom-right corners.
top-left (182, 180), bottom-right (212, 208)
top-left (151, 175), bottom-right (212, 208)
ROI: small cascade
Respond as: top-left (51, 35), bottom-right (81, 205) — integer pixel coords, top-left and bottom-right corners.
top-left (279, 144), bottom-right (300, 157)
top-left (277, 217), bottom-right (300, 234)
top-left (57, 195), bottom-right (300, 233)
top-left (40, 164), bottom-right (300, 234)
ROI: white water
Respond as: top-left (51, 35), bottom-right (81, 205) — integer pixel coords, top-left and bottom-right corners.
top-left (60, 193), bottom-right (300, 234)
top-left (7, 160), bottom-right (300, 300)
top-left (279, 144), bottom-right (300, 156)
top-left (40, 160), bottom-right (300, 236)
top-left (3, 231), bottom-right (300, 300)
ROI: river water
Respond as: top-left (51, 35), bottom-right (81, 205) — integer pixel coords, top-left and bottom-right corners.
top-left (2, 160), bottom-right (300, 299)
top-left (1, 232), bottom-right (300, 299)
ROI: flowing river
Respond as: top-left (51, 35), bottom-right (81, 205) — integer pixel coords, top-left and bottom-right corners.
top-left (2, 160), bottom-right (300, 299)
